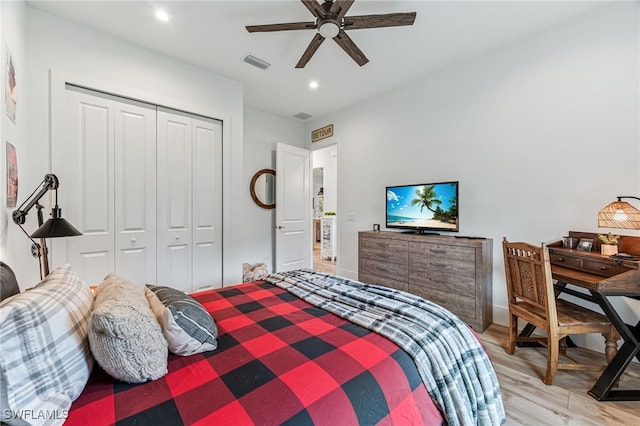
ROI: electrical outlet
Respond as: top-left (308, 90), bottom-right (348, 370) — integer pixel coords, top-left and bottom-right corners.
top-left (347, 213), bottom-right (356, 222)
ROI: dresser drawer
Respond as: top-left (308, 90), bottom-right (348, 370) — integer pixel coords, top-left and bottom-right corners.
top-left (409, 252), bottom-right (475, 279)
top-left (409, 271), bottom-right (475, 296)
top-left (359, 272), bottom-right (408, 292)
top-left (360, 236), bottom-right (408, 264)
top-left (360, 257), bottom-right (408, 282)
top-left (409, 242), bottom-right (475, 262)
top-left (409, 284), bottom-right (476, 320)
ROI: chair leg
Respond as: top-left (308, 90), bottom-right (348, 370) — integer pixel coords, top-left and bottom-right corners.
top-left (506, 314), bottom-right (517, 355)
top-left (544, 335), bottom-right (559, 385)
top-left (559, 337), bottom-right (568, 357)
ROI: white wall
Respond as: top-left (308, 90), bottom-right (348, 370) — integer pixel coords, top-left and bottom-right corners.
top-left (16, 6), bottom-right (249, 287)
top-left (0, 1), bottom-right (28, 281)
top-left (243, 107), bottom-right (307, 274)
top-left (307, 2), bottom-right (639, 349)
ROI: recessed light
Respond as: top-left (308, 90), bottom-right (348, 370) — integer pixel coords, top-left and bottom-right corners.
top-left (309, 81), bottom-right (319, 89)
top-left (155, 9), bottom-right (169, 22)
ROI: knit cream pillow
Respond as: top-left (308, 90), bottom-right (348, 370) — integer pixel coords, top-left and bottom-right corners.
top-left (89, 274), bottom-right (168, 383)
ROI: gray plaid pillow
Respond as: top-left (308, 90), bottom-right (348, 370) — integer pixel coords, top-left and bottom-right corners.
top-left (0, 264), bottom-right (93, 426)
top-left (145, 285), bottom-right (218, 356)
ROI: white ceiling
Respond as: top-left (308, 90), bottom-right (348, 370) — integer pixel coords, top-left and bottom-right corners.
top-left (27, 0), bottom-right (607, 120)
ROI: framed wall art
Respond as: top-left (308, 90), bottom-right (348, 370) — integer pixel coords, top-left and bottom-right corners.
top-left (6, 141), bottom-right (18, 207)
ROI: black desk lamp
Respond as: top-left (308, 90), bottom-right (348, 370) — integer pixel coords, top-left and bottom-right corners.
top-left (597, 196), bottom-right (640, 230)
top-left (12, 174), bottom-right (82, 279)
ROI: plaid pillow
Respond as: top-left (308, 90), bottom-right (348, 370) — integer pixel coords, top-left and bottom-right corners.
top-left (0, 264), bottom-right (93, 426)
top-left (145, 285), bottom-right (217, 356)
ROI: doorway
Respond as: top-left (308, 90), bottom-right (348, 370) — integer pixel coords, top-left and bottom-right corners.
top-left (312, 145), bottom-right (337, 274)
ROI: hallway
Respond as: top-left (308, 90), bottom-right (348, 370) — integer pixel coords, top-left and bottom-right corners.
top-left (313, 242), bottom-right (336, 274)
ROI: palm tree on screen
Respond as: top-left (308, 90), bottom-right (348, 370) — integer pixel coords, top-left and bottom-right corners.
top-left (411, 185), bottom-right (441, 214)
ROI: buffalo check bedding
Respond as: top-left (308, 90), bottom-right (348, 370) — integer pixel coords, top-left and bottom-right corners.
top-left (66, 270), bottom-right (505, 426)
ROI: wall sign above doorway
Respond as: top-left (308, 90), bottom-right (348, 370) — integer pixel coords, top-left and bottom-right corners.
top-left (311, 124), bottom-right (333, 142)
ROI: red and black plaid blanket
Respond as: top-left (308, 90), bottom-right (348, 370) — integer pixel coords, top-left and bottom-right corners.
top-left (67, 281), bottom-right (443, 425)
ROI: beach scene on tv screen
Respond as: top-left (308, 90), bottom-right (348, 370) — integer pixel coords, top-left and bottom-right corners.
top-left (387, 183), bottom-right (458, 230)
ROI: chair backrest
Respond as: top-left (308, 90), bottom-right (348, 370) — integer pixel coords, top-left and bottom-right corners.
top-left (502, 238), bottom-right (557, 324)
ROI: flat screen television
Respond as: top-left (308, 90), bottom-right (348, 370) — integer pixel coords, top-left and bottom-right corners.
top-left (386, 181), bottom-right (459, 233)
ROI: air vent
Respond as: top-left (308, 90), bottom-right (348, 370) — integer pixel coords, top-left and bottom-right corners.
top-left (243, 55), bottom-right (270, 70)
top-left (294, 112), bottom-right (312, 120)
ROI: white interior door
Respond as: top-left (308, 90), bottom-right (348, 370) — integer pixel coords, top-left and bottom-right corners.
top-left (156, 109), bottom-right (193, 291)
top-left (192, 116), bottom-right (223, 290)
top-left (59, 87), bottom-right (115, 285)
top-left (58, 87), bottom-right (157, 286)
top-left (275, 143), bottom-right (311, 272)
top-left (114, 99), bottom-right (157, 284)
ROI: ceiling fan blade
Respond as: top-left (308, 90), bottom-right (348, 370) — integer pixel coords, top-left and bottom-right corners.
top-left (246, 22), bottom-right (316, 32)
top-left (330, 0), bottom-right (355, 20)
top-left (333, 29), bottom-right (368, 66)
top-left (343, 12), bottom-right (417, 30)
top-left (296, 33), bottom-right (325, 68)
top-left (301, 0), bottom-right (326, 18)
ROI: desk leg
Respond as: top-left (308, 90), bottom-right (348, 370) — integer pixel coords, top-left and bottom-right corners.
top-left (589, 327), bottom-right (640, 401)
top-left (588, 292), bottom-right (640, 401)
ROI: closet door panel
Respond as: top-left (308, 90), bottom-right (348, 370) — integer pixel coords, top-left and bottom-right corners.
top-left (114, 102), bottom-right (157, 284)
top-left (157, 109), bottom-right (193, 291)
top-left (59, 88), bottom-right (115, 284)
top-left (192, 118), bottom-right (223, 290)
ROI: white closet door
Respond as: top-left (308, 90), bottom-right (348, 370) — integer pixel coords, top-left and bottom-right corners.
top-left (156, 109), bottom-right (193, 291)
top-left (60, 88), bottom-right (116, 285)
top-left (114, 100), bottom-right (157, 284)
top-left (192, 117), bottom-right (223, 290)
top-left (57, 87), bottom-right (156, 285)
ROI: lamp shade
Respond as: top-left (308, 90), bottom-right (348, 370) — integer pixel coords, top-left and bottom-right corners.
top-left (30, 207), bottom-right (82, 238)
top-left (598, 200), bottom-right (640, 230)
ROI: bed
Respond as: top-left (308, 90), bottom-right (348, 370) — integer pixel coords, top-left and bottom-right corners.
top-left (0, 265), bottom-right (505, 426)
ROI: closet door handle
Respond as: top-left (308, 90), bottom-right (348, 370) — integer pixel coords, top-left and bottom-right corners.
top-left (130, 237), bottom-right (137, 244)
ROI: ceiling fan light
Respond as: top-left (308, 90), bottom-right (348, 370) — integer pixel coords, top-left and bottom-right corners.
top-left (318, 21), bottom-right (340, 39)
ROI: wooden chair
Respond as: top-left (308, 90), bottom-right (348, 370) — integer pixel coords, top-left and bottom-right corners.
top-left (502, 238), bottom-right (618, 385)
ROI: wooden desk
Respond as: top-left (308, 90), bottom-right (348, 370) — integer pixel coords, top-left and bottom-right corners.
top-left (548, 231), bottom-right (640, 401)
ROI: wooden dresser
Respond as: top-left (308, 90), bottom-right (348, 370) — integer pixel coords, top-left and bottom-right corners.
top-left (358, 231), bottom-right (493, 332)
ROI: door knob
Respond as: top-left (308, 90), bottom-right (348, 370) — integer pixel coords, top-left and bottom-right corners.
top-left (131, 237), bottom-right (137, 244)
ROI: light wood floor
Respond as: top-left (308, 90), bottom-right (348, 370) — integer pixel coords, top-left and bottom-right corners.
top-left (313, 242), bottom-right (336, 274)
top-left (479, 324), bottom-right (640, 425)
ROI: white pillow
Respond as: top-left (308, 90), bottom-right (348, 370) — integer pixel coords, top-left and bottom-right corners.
top-left (0, 264), bottom-right (94, 426)
top-left (89, 274), bottom-right (168, 383)
top-left (145, 285), bottom-right (218, 356)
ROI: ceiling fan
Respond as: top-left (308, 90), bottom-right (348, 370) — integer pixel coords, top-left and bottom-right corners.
top-left (246, 0), bottom-right (417, 68)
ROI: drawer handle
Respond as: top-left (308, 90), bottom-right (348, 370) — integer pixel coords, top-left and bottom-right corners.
top-left (430, 262), bottom-right (447, 268)
top-left (430, 249), bottom-right (446, 254)
top-left (600, 266), bottom-right (607, 271)
top-left (557, 257), bottom-right (565, 262)
top-left (375, 266), bottom-right (388, 273)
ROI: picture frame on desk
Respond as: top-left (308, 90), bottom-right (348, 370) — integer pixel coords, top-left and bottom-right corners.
top-left (577, 238), bottom-right (593, 252)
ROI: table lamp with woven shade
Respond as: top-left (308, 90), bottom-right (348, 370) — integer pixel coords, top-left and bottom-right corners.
top-left (597, 196), bottom-right (640, 230)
